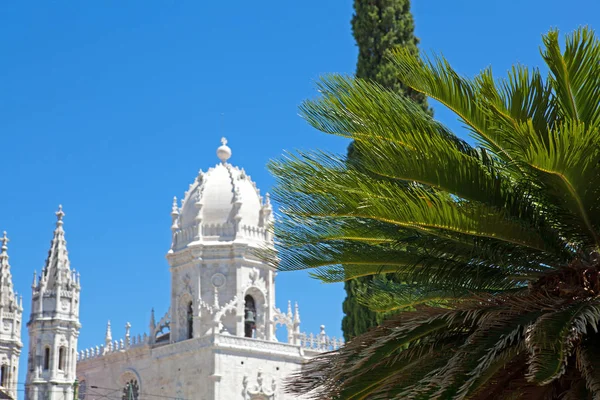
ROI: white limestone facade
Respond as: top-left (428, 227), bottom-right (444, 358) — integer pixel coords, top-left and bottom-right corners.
top-left (25, 206), bottom-right (81, 400)
top-left (73, 138), bottom-right (343, 400)
top-left (0, 232), bottom-right (23, 399)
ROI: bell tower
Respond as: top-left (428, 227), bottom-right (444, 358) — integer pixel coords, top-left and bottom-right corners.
top-left (25, 206), bottom-right (81, 400)
top-left (166, 139), bottom-right (278, 342)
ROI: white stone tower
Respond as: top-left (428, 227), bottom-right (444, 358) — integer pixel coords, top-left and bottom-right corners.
top-left (25, 206), bottom-right (81, 400)
top-left (0, 232), bottom-right (23, 399)
top-left (74, 138), bottom-right (342, 400)
top-left (167, 138), bottom-right (284, 343)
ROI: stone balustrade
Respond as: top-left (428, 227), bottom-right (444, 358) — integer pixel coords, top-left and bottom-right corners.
top-left (77, 332), bottom-right (149, 361)
top-left (300, 325), bottom-right (345, 352)
top-left (77, 324), bottom-right (344, 362)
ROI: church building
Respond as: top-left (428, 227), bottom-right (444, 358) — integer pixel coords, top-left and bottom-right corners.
top-left (0, 138), bottom-right (341, 400)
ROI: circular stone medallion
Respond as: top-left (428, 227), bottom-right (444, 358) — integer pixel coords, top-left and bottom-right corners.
top-left (211, 273), bottom-right (226, 288)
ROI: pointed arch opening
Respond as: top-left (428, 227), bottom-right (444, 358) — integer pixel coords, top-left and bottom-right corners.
top-left (244, 295), bottom-right (257, 338)
top-left (58, 346), bottom-right (66, 371)
top-left (43, 347), bottom-right (50, 370)
top-left (0, 365), bottom-right (7, 387)
top-left (177, 293), bottom-right (192, 342)
top-left (187, 301), bottom-right (193, 339)
top-left (122, 379), bottom-right (139, 400)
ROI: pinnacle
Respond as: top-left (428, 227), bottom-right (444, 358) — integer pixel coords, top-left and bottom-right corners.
top-left (1, 231), bottom-right (8, 253)
top-left (171, 196), bottom-right (179, 214)
top-left (105, 320), bottom-right (112, 342)
top-left (56, 204), bottom-right (65, 226)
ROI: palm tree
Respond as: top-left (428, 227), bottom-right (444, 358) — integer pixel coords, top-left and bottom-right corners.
top-left (267, 27), bottom-right (600, 399)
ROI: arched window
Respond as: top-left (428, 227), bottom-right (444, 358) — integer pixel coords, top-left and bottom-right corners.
top-left (43, 347), bottom-right (50, 370)
top-left (0, 365), bottom-right (7, 387)
top-left (187, 302), bottom-right (193, 339)
top-left (28, 351), bottom-right (34, 372)
top-left (58, 347), bottom-right (66, 371)
top-left (122, 379), bottom-right (139, 400)
top-left (244, 295), bottom-right (257, 338)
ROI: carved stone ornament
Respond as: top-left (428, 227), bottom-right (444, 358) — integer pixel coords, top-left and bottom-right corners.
top-left (211, 273), bottom-right (226, 288)
top-left (181, 273), bottom-right (192, 294)
top-left (242, 369), bottom-right (276, 400)
top-left (249, 267), bottom-right (259, 283)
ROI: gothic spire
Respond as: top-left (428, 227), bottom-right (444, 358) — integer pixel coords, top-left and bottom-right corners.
top-left (40, 205), bottom-right (72, 289)
top-left (0, 231), bottom-right (15, 305)
top-left (0, 232), bottom-right (11, 277)
top-left (149, 308), bottom-right (156, 331)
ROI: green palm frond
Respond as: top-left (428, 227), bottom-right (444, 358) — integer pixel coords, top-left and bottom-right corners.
top-left (271, 153), bottom-right (559, 253)
top-left (518, 119), bottom-right (600, 246)
top-left (476, 64), bottom-right (556, 137)
top-left (542, 28), bottom-right (600, 129)
top-left (302, 76), bottom-right (525, 215)
top-left (270, 26), bottom-right (600, 400)
top-left (388, 48), bottom-right (516, 166)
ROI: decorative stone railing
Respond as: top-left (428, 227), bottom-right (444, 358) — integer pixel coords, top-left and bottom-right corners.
top-left (239, 224), bottom-right (270, 240)
top-left (172, 222), bottom-right (270, 250)
top-left (77, 333), bottom-right (149, 361)
top-left (300, 325), bottom-right (344, 352)
top-left (203, 223), bottom-right (236, 238)
top-left (33, 289), bottom-right (75, 298)
top-left (77, 323), bottom-right (344, 362)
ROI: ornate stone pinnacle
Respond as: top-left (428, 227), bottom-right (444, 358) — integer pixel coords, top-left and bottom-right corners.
top-left (105, 320), bottom-right (112, 342)
top-left (294, 301), bottom-right (301, 324)
top-left (221, 137), bottom-right (227, 146)
top-left (171, 196), bottom-right (179, 215)
top-left (56, 205), bottom-right (65, 225)
top-left (1, 231), bottom-right (8, 253)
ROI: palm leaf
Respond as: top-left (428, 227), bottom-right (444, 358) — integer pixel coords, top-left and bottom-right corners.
top-left (525, 299), bottom-right (600, 384)
top-left (576, 334), bottom-right (600, 399)
top-left (270, 26), bottom-right (600, 400)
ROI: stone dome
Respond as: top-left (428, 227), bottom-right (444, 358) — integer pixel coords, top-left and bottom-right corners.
top-left (169, 138), bottom-right (273, 251)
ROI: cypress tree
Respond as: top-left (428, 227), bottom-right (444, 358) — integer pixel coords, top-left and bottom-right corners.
top-left (342, 0), bottom-right (431, 341)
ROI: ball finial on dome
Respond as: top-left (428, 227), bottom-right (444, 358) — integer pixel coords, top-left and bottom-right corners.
top-left (217, 137), bottom-right (232, 162)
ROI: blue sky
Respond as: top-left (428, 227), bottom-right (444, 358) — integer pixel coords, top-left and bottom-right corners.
top-left (1, 0), bottom-right (599, 397)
